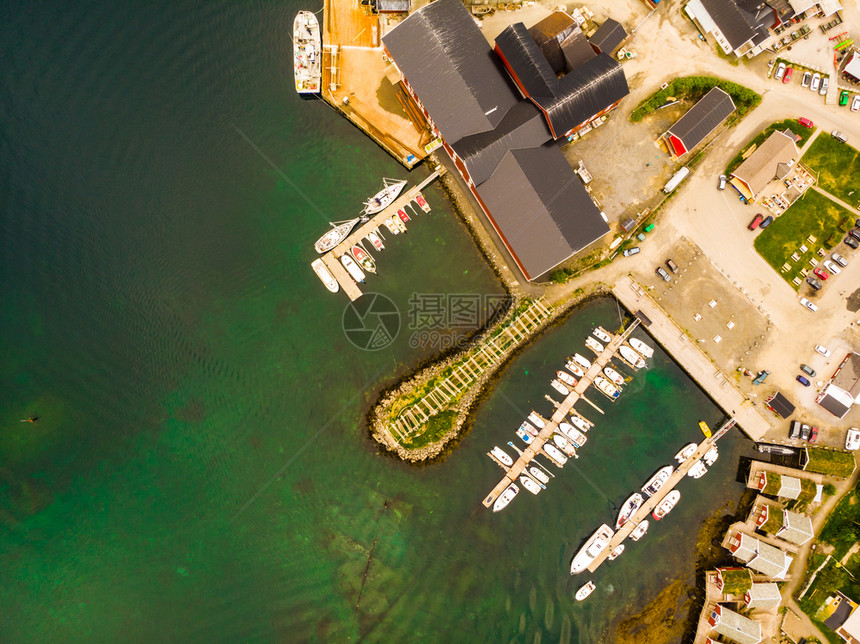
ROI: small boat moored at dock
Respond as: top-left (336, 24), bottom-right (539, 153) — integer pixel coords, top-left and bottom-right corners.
top-left (615, 492), bottom-right (644, 529)
top-left (570, 524), bottom-right (615, 574)
top-left (557, 370), bottom-right (577, 387)
top-left (630, 520), bottom-right (649, 541)
top-left (565, 360), bottom-right (585, 379)
top-left (551, 379), bottom-right (571, 396)
top-left (652, 490), bottom-right (681, 520)
top-left (363, 178), bottom-right (407, 215)
top-left (573, 353), bottom-right (592, 371)
top-left (558, 423), bottom-right (587, 448)
top-left (340, 254), bottom-right (366, 283)
top-left (569, 415), bottom-right (590, 433)
top-left (528, 412), bottom-right (546, 429)
top-left (520, 475), bottom-right (541, 495)
top-left (367, 230), bottom-right (384, 251)
top-left (607, 544), bottom-right (625, 561)
top-left (687, 461), bottom-right (707, 479)
top-left (310, 259), bottom-right (339, 293)
top-left (704, 446), bottom-right (718, 466)
top-left (415, 192), bottom-right (431, 212)
top-left (593, 327), bottom-right (611, 343)
top-left (491, 446), bottom-right (513, 467)
top-left (699, 421), bottom-right (712, 438)
top-left (585, 336), bottom-right (604, 354)
top-left (314, 218), bottom-right (360, 253)
top-left (642, 465), bottom-right (674, 497)
top-left (544, 443), bottom-right (568, 466)
top-left (629, 338), bottom-right (654, 359)
top-left (603, 366), bottom-right (624, 387)
top-left (594, 376), bottom-right (620, 400)
top-left (383, 217), bottom-right (400, 235)
top-left (351, 245), bottom-right (376, 274)
top-left (553, 433), bottom-right (578, 458)
top-left (619, 345), bottom-right (646, 370)
top-left (516, 428), bottom-right (533, 444)
top-left (293, 11), bottom-right (321, 94)
top-left (519, 420), bottom-right (538, 436)
top-left (397, 208), bottom-right (410, 223)
top-left (757, 443), bottom-right (796, 455)
top-left (529, 466), bottom-right (549, 484)
top-left (575, 581), bottom-right (596, 601)
top-left (493, 483), bottom-right (519, 512)
top-left (674, 443), bottom-right (697, 462)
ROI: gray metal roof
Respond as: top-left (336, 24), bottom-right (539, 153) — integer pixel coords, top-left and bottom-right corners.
top-left (700, 0), bottom-right (758, 50)
top-left (819, 391), bottom-right (851, 418)
top-left (476, 144), bottom-right (608, 280)
top-left (495, 23), bottom-right (559, 98)
top-left (667, 87), bottom-right (736, 152)
top-left (712, 605), bottom-right (762, 644)
top-left (588, 18), bottom-right (627, 55)
top-left (382, 0), bottom-right (520, 143)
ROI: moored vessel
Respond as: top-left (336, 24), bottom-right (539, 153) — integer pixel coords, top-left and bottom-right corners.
top-left (674, 442), bottom-right (697, 462)
top-left (367, 230), bottom-right (384, 250)
top-left (575, 581), bottom-right (596, 601)
top-left (529, 466), bottom-right (549, 484)
top-left (314, 218), bottom-right (360, 254)
top-left (543, 443), bottom-right (568, 466)
top-left (593, 327), bottom-right (611, 343)
top-left (629, 338), bottom-right (654, 359)
top-left (415, 192), bottom-right (431, 212)
top-left (699, 421), bottom-right (712, 438)
top-left (642, 465), bottom-right (674, 497)
top-left (652, 490), bottom-right (681, 520)
top-left (558, 423), bottom-right (587, 448)
top-left (490, 446), bottom-right (513, 467)
top-left (340, 254), bottom-right (365, 283)
top-left (397, 208), bottom-right (410, 223)
top-left (569, 415), bottom-right (590, 433)
top-left (383, 217), bottom-right (400, 235)
top-left (608, 544), bottom-right (625, 560)
top-left (619, 345), bottom-right (646, 369)
top-left (363, 178), bottom-right (407, 215)
top-left (603, 366), bottom-right (624, 387)
top-left (293, 11), bottom-right (321, 94)
top-left (493, 483), bottom-right (519, 512)
top-left (585, 336), bottom-right (604, 354)
top-left (630, 520), bottom-right (649, 541)
top-left (615, 492), bottom-right (644, 529)
top-left (553, 433), bottom-right (578, 458)
top-left (757, 443), bottom-right (796, 455)
top-left (565, 360), bottom-right (585, 379)
top-left (557, 370), bottom-right (577, 387)
top-left (351, 245), bottom-right (376, 274)
top-left (594, 376), bottom-right (620, 400)
top-left (519, 420), bottom-right (538, 436)
top-left (573, 353), bottom-right (592, 371)
top-left (551, 379), bottom-right (570, 396)
top-left (310, 258), bottom-right (339, 293)
top-left (528, 412), bottom-right (546, 429)
top-left (520, 475), bottom-right (541, 495)
top-left (687, 461), bottom-right (707, 479)
top-left (570, 524), bottom-right (614, 574)
top-left (516, 427), bottom-right (533, 444)
top-left (703, 446), bottom-right (718, 466)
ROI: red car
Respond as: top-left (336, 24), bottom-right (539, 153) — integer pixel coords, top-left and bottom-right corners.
top-left (809, 426), bottom-right (819, 442)
top-left (798, 117), bottom-right (814, 128)
top-left (748, 214), bottom-right (764, 231)
top-left (813, 267), bottom-right (829, 280)
top-left (783, 67), bottom-right (793, 83)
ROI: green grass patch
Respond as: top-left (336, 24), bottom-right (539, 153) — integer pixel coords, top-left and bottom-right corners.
top-left (720, 568), bottom-right (753, 594)
top-left (401, 410), bottom-right (458, 450)
top-left (801, 135), bottom-right (860, 207)
top-left (754, 190), bottom-right (854, 290)
top-left (798, 478), bottom-right (819, 504)
top-left (630, 76), bottom-right (760, 123)
top-left (805, 447), bottom-right (857, 479)
top-left (760, 509), bottom-right (783, 535)
top-left (725, 119), bottom-right (816, 175)
top-left (762, 471), bottom-right (781, 495)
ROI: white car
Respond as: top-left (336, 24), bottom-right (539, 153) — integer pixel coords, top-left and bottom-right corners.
top-left (823, 259), bottom-right (841, 275)
top-left (831, 253), bottom-right (848, 268)
top-left (853, 95), bottom-right (860, 112)
top-left (775, 63), bottom-right (786, 81)
top-left (802, 71), bottom-right (812, 88)
top-left (800, 298), bottom-right (818, 312)
top-left (846, 428), bottom-right (860, 451)
top-left (820, 76), bottom-right (829, 96)
top-left (811, 73), bottom-right (821, 92)
top-left (815, 344), bottom-right (832, 357)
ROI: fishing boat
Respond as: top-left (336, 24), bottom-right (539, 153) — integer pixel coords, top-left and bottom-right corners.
top-left (642, 465), bottom-right (674, 497)
top-left (516, 427), bottom-right (533, 444)
top-left (528, 412), bottom-right (546, 429)
top-left (551, 379), bottom-right (570, 396)
top-left (557, 370), bottom-right (577, 387)
top-left (594, 376), bottom-right (620, 400)
top-left (363, 178), bottom-right (407, 215)
top-left (490, 446), bottom-right (513, 467)
top-left (608, 544), bottom-right (625, 561)
top-left (293, 11), bottom-right (321, 94)
top-left (573, 353), bottom-right (592, 371)
top-left (367, 230), bottom-right (384, 251)
top-left (593, 327), bottom-right (611, 343)
top-left (699, 421), bottom-right (712, 438)
top-left (520, 475), bottom-right (541, 495)
top-left (570, 524), bottom-right (614, 574)
top-left (603, 366), bottom-right (624, 387)
top-left (553, 434), bottom-right (578, 458)
top-left (397, 208), bottom-right (410, 223)
top-left (630, 520), bottom-right (649, 541)
top-left (310, 259), bottom-right (339, 293)
top-left (687, 461), bottom-right (707, 479)
top-left (674, 443), bottom-right (697, 462)
top-left (652, 490), bottom-right (681, 520)
top-left (585, 336), bottom-right (604, 354)
top-left (703, 446), bottom-right (718, 466)
top-left (756, 443), bottom-right (796, 455)
top-left (493, 483), bottom-right (519, 512)
top-left (393, 216), bottom-right (407, 233)
top-left (630, 338), bottom-right (654, 359)
top-left (529, 466), bottom-right (549, 484)
top-left (340, 254), bottom-right (365, 283)
top-left (415, 191), bottom-right (431, 212)
top-left (575, 581), bottom-right (596, 601)
top-left (569, 415), bottom-right (590, 433)
top-left (519, 420), bottom-right (538, 436)
top-left (558, 423), bottom-right (587, 448)
top-left (619, 345), bottom-right (646, 369)
top-left (615, 492), bottom-right (644, 529)
top-left (314, 218), bottom-right (360, 254)
top-left (351, 245), bottom-right (376, 274)
top-left (565, 361), bottom-right (585, 379)
top-left (543, 443), bottom-right (568, 466)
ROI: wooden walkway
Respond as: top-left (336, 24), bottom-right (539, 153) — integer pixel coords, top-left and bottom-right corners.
top-left (318, 168), bottom-right (444, 301)
top-left (612, 276), bottom-right (773, 440)
top-left (481, 321), bottom-right (641, 508)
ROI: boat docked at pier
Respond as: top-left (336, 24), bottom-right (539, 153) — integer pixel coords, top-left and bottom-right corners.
top-left (603, 366), bottom-right (624, 387)
top-left (687, 461), bottom-right (707, 479)
top-left (629, 338), bottom-right (654, 359)
top-left (757, 443), bottom-right (796, 455)
top-left (520, 475), bottom-right (541, 495)
top-left (593, 327), bottom-right (611, 343)
top-left (699, 421), bottom-right (712, 438)
top-left (544, 443), bottom-right (568, 466)
top-left (383, 217), bottom-right (401, 235)
top-left (493, 483), bottom-right (518, 512)
top-left (340, 254), bottom-right (365, 283)
top-left (585, 336), bottom-right (604, 354)
top-left (310, 259), bottom-right (338, 293)
top-left (615, 493), bottom-right (644, 529)
top-left (397, 208), bottom-right (410, 223)
top-left (351, 245), bottom-right (376, 274)
top-left (642, 465), bottom-right (674, 497)
top-left (594, 376), bottom-right (620, 400)
top-left (572, 353), bottom-right (592, 371)
top-left (363, 178), bottom-right (407, 215)
top-left (367, 230), bottom-right (384, 251)
top-left (519, 420), bottom-right (538, 436)
top-left (558, 423), bottom-right (587, 448)
top-left (415, 192), bottom-right (431, 212)
top-left (528, 412), bottom-right (546, 429)
top-left (570, 524), bottom-right (615, 574)
top-left (652, 490), bottom-right (681, 520)
top-left (569, 415), bottom-right (590, 433)
top-left (576, 581), bottom-right (596, 601)
top-left (703, 446), bottom-right (718, 466)
top-left (565, 360), bottom-right (585, 379)
top-left (619, 345), bottom-right (645, 369)
top-left (314, 218), bottom-right (360, 253)
top-left (293, 11), bottom-right (321, 94)
top-left (516, 427), bottom-right (533, 444)
top-left (675, 443), bottom-right (697, 462)
top-left (529, 466), bottom-right (549, 484)
top-left (557, 370), bottom-right (577, 387)
top-left (608, 544), bottom-right (625, 561)
top-left (553, 434), bottom-right (578, 458)
top-left (490, 446), bottom-right (513, 467)
top-left (630, 520), bottom-right (649, 541)
top-left (551, 379), bottom-right (571, 396)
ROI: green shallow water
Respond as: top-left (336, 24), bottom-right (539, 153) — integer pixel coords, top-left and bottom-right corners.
top-left (0, 1), bottom-right (755, 641)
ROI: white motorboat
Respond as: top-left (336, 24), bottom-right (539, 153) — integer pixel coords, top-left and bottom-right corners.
top-left (585, 336), bottom-right (604, 355)
top-left (519, 420), bottom-right (538, 437)
top-left (573, 353), bottom-right (592, 371)
top-left (619, 345), bottom-right (646, 370)
top-left (367, 230), bottom-right (384, 251)
top-left (529, 466), bottom-right (549, 484)
top-left (608, 544), bottom-right (625, 560)
top-left (576, 581), bottom-right (596, 601)
top-left (558, 423), bottom-right (587, 448)
top-left (704, 446), bottom-right (719, 466)
top-left (557, 370), bottom-right (577, 387)
top-left (629, 338), bottom-right (654, 359)
top-left (687, 461), bottom-right (707, 479)
top-left (528, 412), bottom-right (546, 429)
top-left (543, 443), bottom-right (568, 466)
top-left (520, 475), bottom-right (541, 495)
top-left (340, 254), bottom-right (365, 283)
top-left (674, 443), bottom-right (697, 462)
top-left (516, 427), bottom-right (533, 444)
top-left (630, 520), bottom-right (649, 541)
top-left (493, 483), bottom-right (519, 512)
top-left (569, 415), bottom-right (590, 433)
top-left (570, 524), bottom-right (615, 574)
top-left (652, 490), bottom-right (681, 520)
top-left (603, 366), bottom-right (624, 387)
top-left (565, 361), bottom-right (585, 379)
top-left (551, 379), bottom-right (571, 396)
top-left (363, 178), bottom-right (407, 215)
top-left (553, 433), bottom-right (578, 458)
top-left (642, 465), bottom-right (674, 497)
top-left (593, 327), bottom-right (611, 343)
top-left (594, 376), bottom-right (620, 400)
top-left (383, 217), bottom-right (400, 235)
top-left (490, 446), bottom-right (513, 467)
top-left (615, 492), bottom-right (644, 530)
top-left (314, 218), bottom-right (360, 253)
top-left (310, 258), bottom-right (339, 293)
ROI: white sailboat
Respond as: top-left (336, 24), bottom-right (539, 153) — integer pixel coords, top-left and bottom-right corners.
top-left (363, 178), bottom-right (407, 215)
top-left (615, 493), bottom-right (644, 529)
top-left (314, 218), bottom-right (360, 254)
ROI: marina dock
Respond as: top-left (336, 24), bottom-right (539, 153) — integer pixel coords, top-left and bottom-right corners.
top-left (318, 168), bottom-right (444, 301)
top-left (481, 321), bottom-right (641, 509)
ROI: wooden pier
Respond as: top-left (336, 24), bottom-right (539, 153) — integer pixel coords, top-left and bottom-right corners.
top-left (481, 321), bottom-right (641, 509)
top-left (317, 167), bottom-right (445, 301)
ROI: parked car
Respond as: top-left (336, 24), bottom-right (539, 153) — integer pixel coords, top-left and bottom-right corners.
top-left (840, 90), bottom-right (850, 106)
top-left (820, 77), bottom-right (829, 96)
top-left (845, 235), bottom-right (859, 249)
top-left (623, 247), bottom-right (640, 257)
top-left (801, 71), bottom-right (812, 88)
top-left (800, 298), bottom-right (818, 312)
top-left (759, 215), bottom-right (774, 229)
top-left (800, 364), bottom-right (816, 377)
top-left (800, 424), bottom-right (811, 441)
top-left (831, 253), bottom-right (848, 267)
top-left (789, 420), bottom-right (801, 439)
top-left (783, 67), bottom-right (794, 83)
top-left (798, 117), bottom-right (814, 128)
top-left (748, 214), bottom-right (764, 230)
top-left (775, 62), bottom-right (787, 81)
top-left (656, 267), bottom-right (671, 282)
top-left (806, 276), bottom-right (822, 290)
top-left (809, 426), bottom-right (819, 443)
top-left (823, 259), bottom-right (841, 274)
top-left (813, 267), bottom-right (829, 280)
top-left (814, 344), bottom-right (832, 357)
top-left (666, 259), bottom-right (679, 273)
top-left (850, 227), bottom-right (860, 241)
top-left (811, 73), bottom-right (821, 92)
top-left (854, 95), bottom-right (860, 112)
top-left (846, 428), bottom-right (860, 451)
top-left (797, 375), bottom-right (811, 387)
top-left (718, 174), bottom-right (726, 190)
top-left (832, 129), bottom-right (848, 143)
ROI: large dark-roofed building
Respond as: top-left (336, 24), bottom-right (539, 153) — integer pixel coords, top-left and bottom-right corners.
top-left (766, 392), bottom-right (795, 419)
top-left (527, 11), bottom-right (580, 73)
top-left (665, 87), bottom-right (736, 157)
top-left (588, 18), bottom-right (627, 55)
top-left (494, 22), bottom-right (559, 99)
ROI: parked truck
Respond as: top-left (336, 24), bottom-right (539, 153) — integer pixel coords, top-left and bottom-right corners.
top-left (663, 167), bottom-right (690, 194)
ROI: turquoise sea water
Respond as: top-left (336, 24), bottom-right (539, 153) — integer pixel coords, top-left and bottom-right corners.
top-left (0, 1), bottom-right (754, 641)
